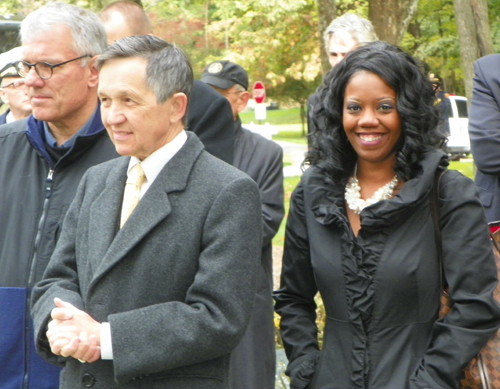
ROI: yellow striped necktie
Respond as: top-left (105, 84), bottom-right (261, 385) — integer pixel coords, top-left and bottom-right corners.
top-left (120, 163), bottom-right (146, 228)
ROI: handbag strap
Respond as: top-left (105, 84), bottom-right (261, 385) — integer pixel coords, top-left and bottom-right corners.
top-left (430, 167), bottom-right (447, 289)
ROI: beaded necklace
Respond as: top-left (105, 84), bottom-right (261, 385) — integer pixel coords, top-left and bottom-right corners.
top-left (345, 166), bottom-right (398, 215)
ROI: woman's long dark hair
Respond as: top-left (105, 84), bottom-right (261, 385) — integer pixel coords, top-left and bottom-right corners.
top-left (306, 41), bottom-right (444, 184)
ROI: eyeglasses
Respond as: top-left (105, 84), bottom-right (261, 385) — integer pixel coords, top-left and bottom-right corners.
top-left (1, 80), bottom-right (25, 90)
top-left (16, 54), bottom-right (92, 80)
top-left (221, 90), bottom-right (245, 98)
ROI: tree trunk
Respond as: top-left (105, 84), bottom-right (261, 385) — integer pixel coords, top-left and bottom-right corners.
top-left (368, 0), bottom-right (419, 45)
top-left (453, 0), bottom-right (480, 101)
top-left (300, 102), bottom-right (307, 137)
top-left (316, 0), bottom-right (336, 75)
top-left (471, 0), bottom-right (494, 57)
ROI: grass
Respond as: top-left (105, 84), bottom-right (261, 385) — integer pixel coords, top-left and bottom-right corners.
top-left (449, 158), bottom-right (474, 178)
top-left (241, 106), bottom-right (307, 143)
top-left (240, 107), bottom-right (302, 125)
top-left (271, 125), bottom-right (308, 144)
top-left (273, 176), bottom-right (301, 247)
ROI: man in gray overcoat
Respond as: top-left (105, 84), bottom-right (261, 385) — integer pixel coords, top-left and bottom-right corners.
top-left (31, 35), bottom-right (262, 389)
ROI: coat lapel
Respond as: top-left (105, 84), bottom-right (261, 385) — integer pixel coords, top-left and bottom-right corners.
top-left (89, 133), bottom-right (205, 287)
top-left (87, 158), bottom-right (128, 275)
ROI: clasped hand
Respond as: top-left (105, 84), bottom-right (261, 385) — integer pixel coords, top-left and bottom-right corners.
top-left (46, 297), bottom-right (101, 363)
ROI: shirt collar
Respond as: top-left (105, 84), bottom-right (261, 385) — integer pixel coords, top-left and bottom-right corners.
top-left (127, 130), bottom-right (188, 194)
top-left (43, 107), bottom-right (99, 149)
top-left (5, 110), bottom-right (14, 124)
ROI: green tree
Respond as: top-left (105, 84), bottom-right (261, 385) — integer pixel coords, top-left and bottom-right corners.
top-left (404, 0), bottom-right (464, 95)
top-left (224, 0), bottom-right (320, 132)
top-left (150, 0), bottom-right (321, 131)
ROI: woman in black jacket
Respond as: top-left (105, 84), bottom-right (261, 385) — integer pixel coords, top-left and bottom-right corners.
top-left (274, 42), bottom-right (500, 389)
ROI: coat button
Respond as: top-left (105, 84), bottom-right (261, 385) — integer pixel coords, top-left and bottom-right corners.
top-left (82, 373), bottom-right (96, 387)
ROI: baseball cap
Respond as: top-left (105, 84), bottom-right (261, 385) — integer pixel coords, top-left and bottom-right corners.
top-left (429, 73), bottom-right (442, 86)
top-left (201, 60), bottom-right (249, 90)
top-left (0, 47), bottom-right (22, 85)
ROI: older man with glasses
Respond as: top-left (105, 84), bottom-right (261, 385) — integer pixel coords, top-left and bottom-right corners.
top-left (0, 47), bottom-right (31, 124)
top-left (0, 3), bottom-right (119, 389)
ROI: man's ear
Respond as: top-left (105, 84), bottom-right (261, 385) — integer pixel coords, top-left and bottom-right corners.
top-left (87, 55), bottom-right (100, 88)
top-left (0, 89), bottom-right (8, 105)
top-left (169, 92), bottom-right (188, 124)
top-left (237, 91), bottom-right (251, 114)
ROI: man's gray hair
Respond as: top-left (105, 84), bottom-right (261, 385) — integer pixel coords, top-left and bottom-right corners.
top-left (21, 2), bottom-right (107, 58)
top-left (324, 13), bottom-right (378, 50)
top-left (95, 35), bottom-right (193, 104)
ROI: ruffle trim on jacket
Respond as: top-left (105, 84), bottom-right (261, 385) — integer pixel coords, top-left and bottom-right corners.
top-left (308, 175), bottom-right (390, 386)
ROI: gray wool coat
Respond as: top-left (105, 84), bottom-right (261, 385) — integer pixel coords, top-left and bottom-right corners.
top-left (31, 133), bottom-right (263, 389)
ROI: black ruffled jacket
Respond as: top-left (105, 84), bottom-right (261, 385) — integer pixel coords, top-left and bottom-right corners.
top-left (274, 149), bottom-right (500, 389)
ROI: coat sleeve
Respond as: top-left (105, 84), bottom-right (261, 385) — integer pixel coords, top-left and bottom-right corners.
top-left (260, 143), bottom-right (285, 247)
top-left (273, 181), bottom-right (321, 388)
top-left (469, 56), bottom-right (500, 176)
top-left (187, 80), bottom-right (235, 164)
top-left (411, 171), bottom-right (500, 389)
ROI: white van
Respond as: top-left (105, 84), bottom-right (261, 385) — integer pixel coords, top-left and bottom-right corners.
top-left (446, 95), bottom-right (470, 160)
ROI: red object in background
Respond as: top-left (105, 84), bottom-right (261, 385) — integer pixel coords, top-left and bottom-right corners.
top-left (253, 81), bottom-right (266, 104)
top-left (490, 222), bottom-right (500, 234)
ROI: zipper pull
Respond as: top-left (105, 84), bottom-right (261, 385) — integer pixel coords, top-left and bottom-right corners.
top-left (45, 169), bottom-right (54, 198)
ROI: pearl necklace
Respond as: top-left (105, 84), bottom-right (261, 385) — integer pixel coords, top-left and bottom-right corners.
top-left (345, 169), bottom-right (398, 215)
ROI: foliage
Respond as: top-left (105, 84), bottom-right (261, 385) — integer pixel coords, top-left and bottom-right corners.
top-left (273, 75), bottom-right (321, 135)
top-left (399, 0), bottom-right (500, 96)
top-left (336, 0), bottom-right (369, 17)
top-left (402, 0), bottom-right (464, 94)
top-left (0, 0), bottom-right (22, 17)
top-left (148, 0), bottom-right (321, 130)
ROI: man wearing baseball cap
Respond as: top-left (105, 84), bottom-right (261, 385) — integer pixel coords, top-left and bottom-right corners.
top-left (0, 47), bottom-right (31, 124)
top-left (429, 72), bottom-right (451, 137)
top-left (201, 60), bottom-right (284, 389)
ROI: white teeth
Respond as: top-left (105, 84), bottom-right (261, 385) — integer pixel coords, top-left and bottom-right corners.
top-left (360, 134), bottom-right (382, 142)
